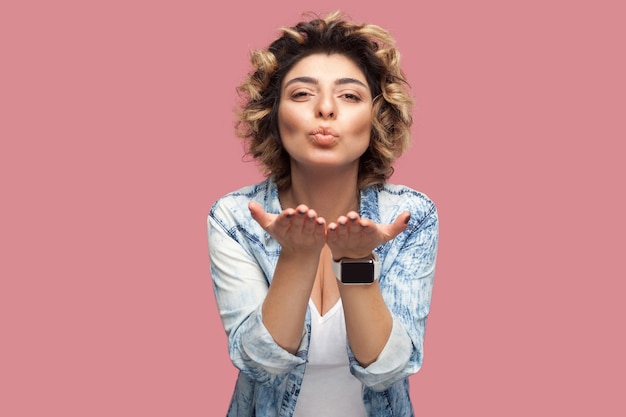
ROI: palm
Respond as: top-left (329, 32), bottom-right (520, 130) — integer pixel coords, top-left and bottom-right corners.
top-left (325, 211), bottom-right (410, 260)
top-left (248, 201), bottom-right (327, 255)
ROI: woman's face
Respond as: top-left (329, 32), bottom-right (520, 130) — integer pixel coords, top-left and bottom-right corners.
top-left (278, 53), bottom-right (373, 174)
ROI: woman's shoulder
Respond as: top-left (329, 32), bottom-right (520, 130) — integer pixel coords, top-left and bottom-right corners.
top-left (379, 182), bottom-right (435, 202)
top-left (370, 183), bottom-right (436, 214)
top-left (209, 178), bottom-right (278, 222)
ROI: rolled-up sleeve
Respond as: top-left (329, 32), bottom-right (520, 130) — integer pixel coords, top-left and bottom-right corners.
top-left (349, 205), bottom-right (438, 391)
top-left (208, 200), bottom-right (306, 387)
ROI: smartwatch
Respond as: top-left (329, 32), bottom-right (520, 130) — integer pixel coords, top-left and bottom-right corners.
top-left (331, 253), bottom-right (380, 285)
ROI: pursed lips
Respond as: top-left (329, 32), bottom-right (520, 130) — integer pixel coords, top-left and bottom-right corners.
top-left (309, 127), bottom-right (338, 146)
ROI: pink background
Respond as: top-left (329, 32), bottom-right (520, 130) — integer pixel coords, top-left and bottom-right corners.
top-left (1, 0), bottom-right (624, 415)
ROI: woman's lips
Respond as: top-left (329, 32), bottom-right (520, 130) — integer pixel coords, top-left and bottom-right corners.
top-left (311, 133), bottom-right (337, 146)
top-left (310, 128), bottom-right (338, 146)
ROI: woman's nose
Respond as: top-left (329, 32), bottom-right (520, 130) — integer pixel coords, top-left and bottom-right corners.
top-left (316, 94), bottom-right (336, 119)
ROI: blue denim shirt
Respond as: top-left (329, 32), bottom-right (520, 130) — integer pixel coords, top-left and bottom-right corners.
top-left (208, 179), bottom-right (438, 417)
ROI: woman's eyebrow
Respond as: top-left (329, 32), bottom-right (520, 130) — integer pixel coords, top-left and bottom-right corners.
top-left (284, 76), bottom-right (317, 88)
top-left (284, 77), bottom-right (368, 89)
top-left (335, 77), bottom-right (368, 88)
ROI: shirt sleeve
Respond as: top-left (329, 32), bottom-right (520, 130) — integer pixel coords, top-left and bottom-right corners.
top-left (208, 199), bottom-right (306, 387)
top-left (348, 205), bottom-right (439, 391)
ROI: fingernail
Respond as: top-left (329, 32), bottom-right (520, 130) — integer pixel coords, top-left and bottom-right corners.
top-left (404, 214), bottom-right (411, 224)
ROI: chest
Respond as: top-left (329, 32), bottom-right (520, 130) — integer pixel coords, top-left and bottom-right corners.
top-left (310, 246), bottom-right (341, 316)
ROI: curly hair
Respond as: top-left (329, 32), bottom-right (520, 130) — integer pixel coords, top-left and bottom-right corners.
top-left (235, 11), bottom-right (414, 190)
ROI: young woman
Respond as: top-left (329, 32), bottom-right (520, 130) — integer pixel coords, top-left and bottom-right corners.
top-left (208, 11), bottom-right (439, 417)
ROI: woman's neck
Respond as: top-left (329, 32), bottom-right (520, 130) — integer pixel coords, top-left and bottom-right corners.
top-left (280, 167), bottom-right (360, 221)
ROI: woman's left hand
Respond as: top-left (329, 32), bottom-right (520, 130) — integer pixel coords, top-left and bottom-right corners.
top-left (326, 211), bottom-right (411, 260)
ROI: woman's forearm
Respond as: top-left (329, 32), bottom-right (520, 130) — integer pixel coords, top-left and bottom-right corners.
top-left (339, 282), bottom-right (393, 367)
top-left (262, 250), bottom-right (320, 354)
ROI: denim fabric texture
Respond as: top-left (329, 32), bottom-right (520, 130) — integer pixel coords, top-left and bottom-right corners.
top-left (208, 179), bottom-right (438, 417)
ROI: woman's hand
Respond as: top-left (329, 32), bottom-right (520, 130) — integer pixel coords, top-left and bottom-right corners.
top-left (248, 201), bottom-right (327, 256)
top-left (249, 201), bottom-right (328, 353)
top-left (326, 211), bottom-right (411, 260)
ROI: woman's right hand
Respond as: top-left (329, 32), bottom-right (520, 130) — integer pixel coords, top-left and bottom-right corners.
top-left (249, 201), bottom-right (326, 353)
top-left (248, 201), bottom-right (327, 257)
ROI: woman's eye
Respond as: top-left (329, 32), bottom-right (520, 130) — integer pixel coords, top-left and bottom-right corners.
top-left (342, 93), bottom-right (361, 102)
top-left (290, 91), bottom-right (311, 99)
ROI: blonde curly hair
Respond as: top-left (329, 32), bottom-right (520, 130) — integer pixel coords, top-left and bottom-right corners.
top-left (235, 11), bottom-right (414, 189)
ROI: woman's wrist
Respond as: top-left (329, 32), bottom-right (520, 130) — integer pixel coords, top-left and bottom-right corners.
top-left (330, 251), bottom-right (376, 262)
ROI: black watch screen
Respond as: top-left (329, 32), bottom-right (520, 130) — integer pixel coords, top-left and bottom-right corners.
top-left (341, 261), bottom-right (375, 284)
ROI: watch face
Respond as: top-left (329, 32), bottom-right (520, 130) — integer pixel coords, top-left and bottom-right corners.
top-left (341, 261), bottom-right (375, 284)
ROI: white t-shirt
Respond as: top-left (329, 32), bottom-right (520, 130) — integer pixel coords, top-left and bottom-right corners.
top-left (292, 299), bottom-right (368, 417)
